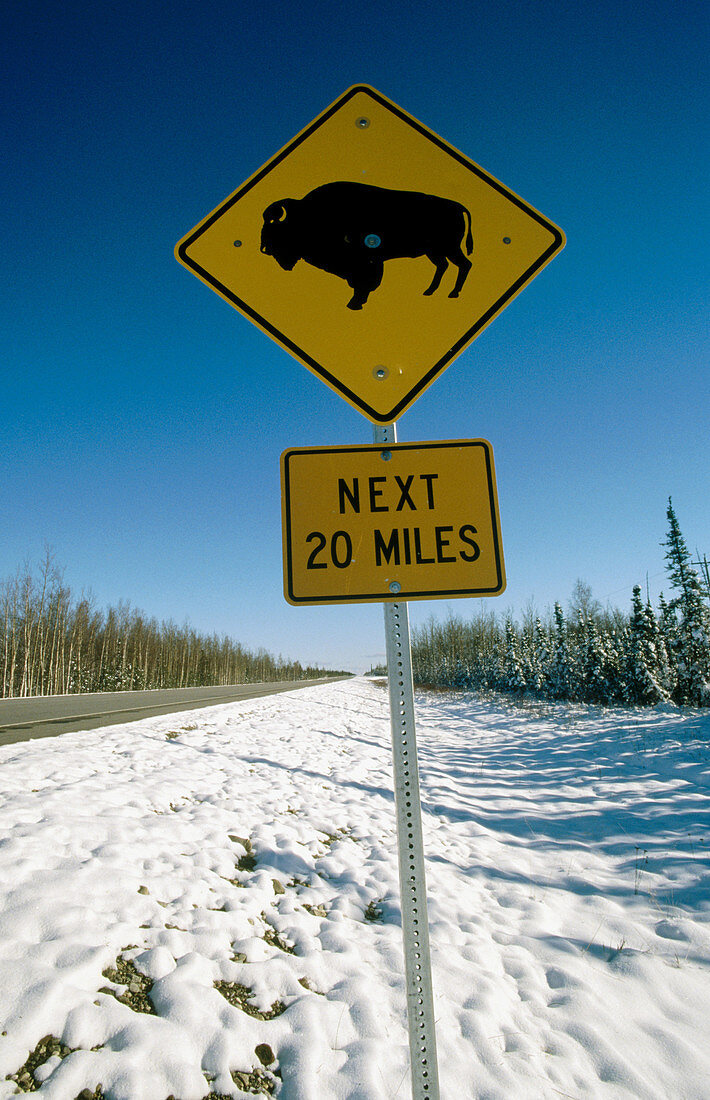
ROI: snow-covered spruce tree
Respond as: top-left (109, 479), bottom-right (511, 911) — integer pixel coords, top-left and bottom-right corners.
top-left (625, 585), bottom-right (671, 704)
top-left (644, 594), bottom-right (675, 700)
top-left (471, 633), bottom-right (493, 689)
top-left (486, 635), bottom-right (504, 691)
top-left (662, 499), bottom-right (710, 705)
top-left (548, 602), bottom-right (577, 700)
top-left (503, 618), bottom-right (527, 693)
top-left (529, 618), bottom-right (552, 697)
top-left (657, 592), bottom-right (679, 698)
top-left (518, 616), bottom-right (537, 690)
top-left (599, 625), bottom-right (626, 704)
top-left (578, 615), bottom-right (612, 703)
top-left (451, 659), bottom-right (470, 690)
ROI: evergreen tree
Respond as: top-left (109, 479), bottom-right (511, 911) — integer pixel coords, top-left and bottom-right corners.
top-left (503, 619), bottom-right (527, 693)
top-left (662, 500), bottom-right (710, 705)
top-left (530, 618), bottom-right (551, 696)
top-left (625, 585), bottom-right (670, 704)
top-left (549, 603), bottom-right (576, 700)
top-left (657, 592), bottom-right (679, 698)
top-left (518, 622), bottom-right (535, 689)
top-left (452, 659), bottom-right (470, 690)
top-left (644, 595), bottom-right (674, 700)
top-left (598, 626), bottom-right (626, 704)
top-left (647, 594), bottom-right (673, 695)
top-left (578, 616), bottom-right (610, 703)
top-left (487, 636), bottom-right (504, 691)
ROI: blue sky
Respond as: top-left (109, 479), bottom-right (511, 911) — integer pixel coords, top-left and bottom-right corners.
top-left (2, 0), bottom-right (708, 673)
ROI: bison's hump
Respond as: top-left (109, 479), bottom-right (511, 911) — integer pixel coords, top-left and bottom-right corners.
top-left (304, 180), bottom-right (462, 208)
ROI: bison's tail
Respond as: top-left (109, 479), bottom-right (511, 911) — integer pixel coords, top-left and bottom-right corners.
top-left (463, 207), bottom-right (473, 255)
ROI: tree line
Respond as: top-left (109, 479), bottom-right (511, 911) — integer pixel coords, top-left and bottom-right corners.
top-left (0, 555), bottom-right (345, 697)
top-left (410, 500), bottom-right (710, 707)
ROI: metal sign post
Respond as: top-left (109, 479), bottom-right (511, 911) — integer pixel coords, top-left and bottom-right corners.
top-left (374, 422), bottom-right (440, 1100)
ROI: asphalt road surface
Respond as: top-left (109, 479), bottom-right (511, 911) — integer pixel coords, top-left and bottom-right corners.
top-left (0, 679), bottom-right (350, 747)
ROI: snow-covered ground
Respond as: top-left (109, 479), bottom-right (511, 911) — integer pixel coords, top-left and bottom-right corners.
top-left (1, 678), bottom-right (709, 1100)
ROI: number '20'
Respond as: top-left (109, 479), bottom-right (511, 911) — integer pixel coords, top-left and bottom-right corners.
top-left (306, 531), bottom-right (353, 569)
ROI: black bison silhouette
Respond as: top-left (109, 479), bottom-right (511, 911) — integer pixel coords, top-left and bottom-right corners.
top-left (260, 181), bottom-right (473, 310)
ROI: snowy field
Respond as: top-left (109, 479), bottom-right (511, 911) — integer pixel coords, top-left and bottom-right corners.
top-left (1, 677), bottom-right (709, 1100)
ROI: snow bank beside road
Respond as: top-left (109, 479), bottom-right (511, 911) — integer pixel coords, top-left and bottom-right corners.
top-left (0, 679), bottom-right (709, 1098)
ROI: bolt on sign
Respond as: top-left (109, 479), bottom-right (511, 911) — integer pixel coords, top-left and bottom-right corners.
top-left (175, 85), bottom-right (565, 424)
top-left (281, 440), bottom-right (505, 604)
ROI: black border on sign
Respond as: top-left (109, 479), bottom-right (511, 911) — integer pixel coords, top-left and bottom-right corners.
top-left (281, 440), bottom-right (505, 604)
top-left (178, 86), bottom-right (564, 424)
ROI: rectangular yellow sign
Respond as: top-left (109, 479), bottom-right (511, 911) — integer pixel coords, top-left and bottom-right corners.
top-left (281, 440), bottom-right (505, 604)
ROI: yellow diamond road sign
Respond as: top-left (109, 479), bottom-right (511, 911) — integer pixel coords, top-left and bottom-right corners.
top-left (176, 85), bottom-right (564, 424)
top-left (281, 440), bottom-right (505, 604)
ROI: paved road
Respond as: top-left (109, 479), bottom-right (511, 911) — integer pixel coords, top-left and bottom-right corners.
top-left (0, 679), bottom-right (350, 747)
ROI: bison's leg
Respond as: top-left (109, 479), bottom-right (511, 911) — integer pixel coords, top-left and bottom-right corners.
top-left (448, 249), bottom-right (472, 298)
top-left (346, 260), bottom-right (384, 310)
top-left (423, 254), bottom-right (449, 296)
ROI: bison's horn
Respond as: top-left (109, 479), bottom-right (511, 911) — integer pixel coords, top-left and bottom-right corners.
top-left (263, 199), bottom-right (290, 224)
